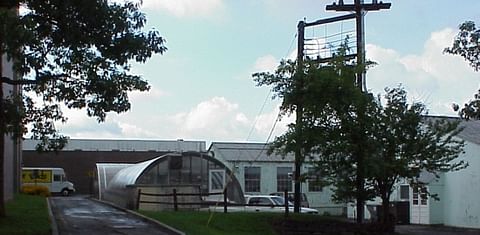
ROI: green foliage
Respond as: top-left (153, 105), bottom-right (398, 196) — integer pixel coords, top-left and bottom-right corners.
top-left (373, 87), bottom-right (466, 189)
top-left (445, 21), bottom-right (480, 71)
top-left (0, 194), bottom-right (51, 235)
top-left (445, 21), bottom-right (480, 120)
top-left (255, 41), bottom-right (467, 226)
top-left (0, 0), bottom-right (166, 149)
top-left (21, 185), bottom-right (51, 197)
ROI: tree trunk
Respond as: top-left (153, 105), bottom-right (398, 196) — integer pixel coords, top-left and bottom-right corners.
top-left (294, 158), bottom-right (301, 213)
top-left (381, 191), bottom-right (394, 233)
top-left (0, 40), bottom-right (6, 217)
top-left (356, 151), bottom-right (365, 223)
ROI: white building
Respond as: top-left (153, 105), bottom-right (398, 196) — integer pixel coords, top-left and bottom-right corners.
top-left (208, 142), bottom-right (345, 215)
top-left (412, 118), bottom-right (480, 228)
top-left (370, 117), bottom-right (480, 228)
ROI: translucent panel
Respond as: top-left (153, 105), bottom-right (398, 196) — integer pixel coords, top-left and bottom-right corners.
top-left (99, 152), bottom-right (245, 208)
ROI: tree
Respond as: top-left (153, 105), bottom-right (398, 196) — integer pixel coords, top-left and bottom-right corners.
top-left (0, 0), bottom-right (166, 216)
top-left (255, 47), bottom-right (467, 231)
top-left (445, 21), bottom-right (480, 119)
top-left (253, 45), bottom-right (378, 218)
top-left (371, 87), bottom-right (466, 231)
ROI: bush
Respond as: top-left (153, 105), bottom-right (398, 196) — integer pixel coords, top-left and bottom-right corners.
top-left (21, 185), bottom-right (51, 197)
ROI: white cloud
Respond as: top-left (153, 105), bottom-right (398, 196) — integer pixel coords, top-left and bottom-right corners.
top-left (129, 86), bottom-right (169, 103)
top-left (251, 105), bottom-right (293, 141)
top-left (253, 55), bottom-right (278, 73)
top-left (141, 0), bottom-right (225, 18)
top-left (168, 97), bottom-right (249, 141)
top-left (367, 28), bottom-right (479, 116)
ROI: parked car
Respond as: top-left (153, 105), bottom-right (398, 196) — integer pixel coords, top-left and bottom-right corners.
top-left (245, 195), bottom-right (318, 214)
top-left (269, 192), bottom-right (310, 208)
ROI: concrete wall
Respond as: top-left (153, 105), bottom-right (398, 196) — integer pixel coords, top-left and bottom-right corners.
top-left (442, 141), bottom-right (480, 228)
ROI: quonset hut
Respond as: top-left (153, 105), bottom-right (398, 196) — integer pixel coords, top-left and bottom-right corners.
top-left (96, 151), bottom-right (245, 210)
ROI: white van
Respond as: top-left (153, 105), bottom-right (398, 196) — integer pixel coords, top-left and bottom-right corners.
top-left (22, 167), bottom-right (76, 196)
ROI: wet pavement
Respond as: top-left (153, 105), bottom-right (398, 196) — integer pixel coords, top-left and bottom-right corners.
top-left (49, 196), bottom-right (182, 235)
top-left (396, 224), bottom-right (480, 235)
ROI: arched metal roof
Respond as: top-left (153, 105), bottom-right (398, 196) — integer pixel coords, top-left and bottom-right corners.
top-left (107, 156), bottom-right (163, 189)
top-left (97, 152), bottom-right (245, 209)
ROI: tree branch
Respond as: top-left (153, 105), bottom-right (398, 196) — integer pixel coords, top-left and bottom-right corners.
top-left (1, 76), bottom-right (38, 85)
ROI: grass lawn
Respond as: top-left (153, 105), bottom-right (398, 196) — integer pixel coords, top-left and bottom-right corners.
top-left (139, 210), bottom-right (283, 235)
top-left (139, 211), bottom-right (398, 235)
top-left (0, 194), bottom-right (51, 235)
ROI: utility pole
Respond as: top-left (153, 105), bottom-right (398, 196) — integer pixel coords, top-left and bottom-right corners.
top-left (326, 0), bottom-right (391, 91)
top-left (293, 20), bottom-right (305, 213)
top-left (294, 12), bottom-right (356, 215)
top-left (326, 0), bottom-right (391, 224)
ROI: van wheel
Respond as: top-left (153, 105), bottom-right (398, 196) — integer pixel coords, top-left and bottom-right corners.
top-left (61, 189), bottom-right (69, 196)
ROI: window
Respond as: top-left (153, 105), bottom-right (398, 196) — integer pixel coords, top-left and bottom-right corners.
top-left (276, 167), bottom-right (292, 192)
top-left (400, 185), bottom-right (409, 200)
top-left (307, 167), bottom-right (323, 192)
top-left (209, 170), bottom-right (225, 193)
top-left (420, 188), bottom-right (428, 205)
top-left (248, 197), bottom-right (273, 206)
top-left (244, 167), bottom-right (261, 192)
top-left (412, 187), bottom-right (427, 205)
top-left (53, 174), bottom-right (61, 182)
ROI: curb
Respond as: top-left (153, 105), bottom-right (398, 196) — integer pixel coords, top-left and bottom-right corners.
top-left (46, 197), bottom-right (59, 235)
top-left (90, 197), bottom-right (185, 235)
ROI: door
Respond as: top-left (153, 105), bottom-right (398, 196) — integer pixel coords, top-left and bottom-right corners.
top-left (52, 173), bottom-right (64, 193)
top-left (209, 170), bottom-right (225, 193)
top-left (410, 186), bottom-right (429, 224)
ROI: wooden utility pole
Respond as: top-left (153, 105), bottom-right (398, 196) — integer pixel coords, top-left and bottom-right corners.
top-left (326, 0), bottom-right (391, 91)
top-left (326, 0), bottom-right (391, 223)
top-left (294, 11), bottom-right (356, 215)
top-left (293, 20), bottom-right (305, 213)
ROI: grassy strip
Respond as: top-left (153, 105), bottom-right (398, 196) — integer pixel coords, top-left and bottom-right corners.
top-left (139, 211), bottom-right (281, 235)
top-left (0, 194), bottom-right (51, 235)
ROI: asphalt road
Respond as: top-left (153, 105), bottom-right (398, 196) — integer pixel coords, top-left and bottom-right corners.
top-left (49, 196), bottom-right (181, 235)
top-left (396, 224), bottom-right (480, 235)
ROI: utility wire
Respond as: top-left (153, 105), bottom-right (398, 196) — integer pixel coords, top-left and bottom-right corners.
top-left (246, 32), bottom-right (297, 141)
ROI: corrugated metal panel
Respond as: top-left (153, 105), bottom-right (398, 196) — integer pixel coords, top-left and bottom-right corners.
top-left (210, 142), bottom-right (294, 162)
top-left (23, 139), bottom-right (206, 152)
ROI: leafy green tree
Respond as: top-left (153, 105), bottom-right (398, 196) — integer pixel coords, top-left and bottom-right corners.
top-left (371, 87), bottom-right (466, 230)
top-left (253, 46), bottom-right (378, 219)
top-left (0, 0), bottom-right (166, 216)
top-left (255, 47), bottom-right (467, 231)
top-left (445, 21), bottom-right (480, 119)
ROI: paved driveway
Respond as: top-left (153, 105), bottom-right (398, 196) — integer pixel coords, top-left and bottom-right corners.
top-left (396, 224), bottom-right (480, 235)
top-left (49, 196), bottom-right (182, 235)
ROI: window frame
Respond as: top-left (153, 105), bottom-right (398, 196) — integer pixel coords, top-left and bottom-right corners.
top-left (244, 166), bottom-right (261, 193)
top-left (276, 167), bottom-right (292, 192)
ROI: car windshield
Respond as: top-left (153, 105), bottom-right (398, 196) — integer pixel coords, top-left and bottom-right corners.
top-left (270, 196), bottom-right (293, 206)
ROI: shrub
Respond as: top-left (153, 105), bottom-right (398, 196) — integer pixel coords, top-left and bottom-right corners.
top-left (21, 185), bottom-right (51, 197)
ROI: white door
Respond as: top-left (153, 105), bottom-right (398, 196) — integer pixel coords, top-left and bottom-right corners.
top-left (209, 170), bottom-right (226, 193)
top-left (410, 186), bottom-right (430, 224)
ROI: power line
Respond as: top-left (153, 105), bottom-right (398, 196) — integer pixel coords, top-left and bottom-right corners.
top-left (246, 32), bottom-right (297, 142)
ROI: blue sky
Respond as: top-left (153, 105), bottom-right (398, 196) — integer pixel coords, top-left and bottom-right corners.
top-left (58, 0), bottom-right (480, 144)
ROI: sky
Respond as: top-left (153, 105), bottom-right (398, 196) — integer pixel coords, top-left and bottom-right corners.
top-left (56, 0), bottom-right (480, 145)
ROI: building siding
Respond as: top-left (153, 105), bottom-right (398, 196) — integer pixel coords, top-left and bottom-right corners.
top-left (442, 141), bottom-right (480, 228)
